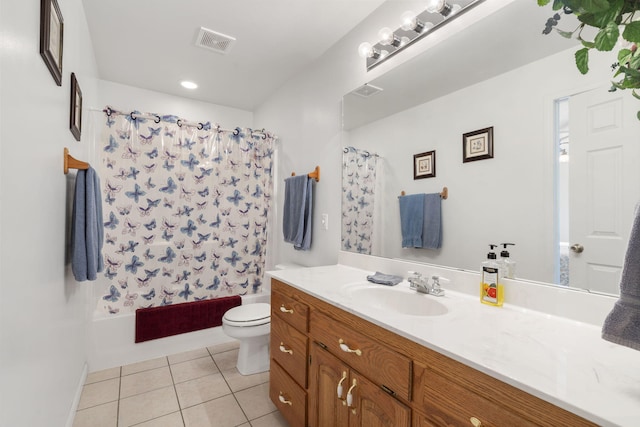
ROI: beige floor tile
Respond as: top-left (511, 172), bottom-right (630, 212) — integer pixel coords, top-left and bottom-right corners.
top-left (77, 378), bottom-right (120, 410)
top-left (182, 394), bottom-right (247, 427)
top-left (120, 366), bottom-right (173, 398)
top-left (121, 356), bottom-right (168, 376)
top-left (118, 385), bottom-right (179, 427)
top-left (134, 411), bottom-right (184, 427)
top-left (220, 368), bottom-right (270, 392)
top-left (249, 411), bottom-right (290, 427)
top-left (174, 372), bottom-right (231, 409)
top-left (168, 347), bottom-right (211, 365)
top-left (207, 340), bottom-right (240, 355)
top-left (85, 367), bottom-right (120, 385)
top-left (212, 348), bottom-right (238, 371)
top-left (234, 383), bottom-right (277, 420)
top-left (72, 401), bottom-right (118, 427)
top-left (170, 356), bottom-right (218, 384)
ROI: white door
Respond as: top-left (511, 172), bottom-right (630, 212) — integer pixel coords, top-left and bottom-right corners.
top-left (569, 87), bottom-right (640, 294)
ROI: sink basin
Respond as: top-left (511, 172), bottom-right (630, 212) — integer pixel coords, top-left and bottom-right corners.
top-left (343, 285), bottom-right (448, 317)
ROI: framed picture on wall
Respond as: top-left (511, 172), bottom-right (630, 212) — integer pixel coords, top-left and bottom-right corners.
top-left (462, 127), bottom-right (494, 162)
top-left (39, 0), bottom-right (64, 86)
top-left (70, 73), bottom-right (82, 141)
top-left (413, 150), bottom-right (436, 179)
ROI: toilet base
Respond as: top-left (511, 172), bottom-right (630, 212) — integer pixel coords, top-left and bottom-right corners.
top-left (236, 334), bottom-right (270, 375)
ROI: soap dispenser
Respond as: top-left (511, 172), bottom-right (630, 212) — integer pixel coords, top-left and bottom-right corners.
top-left (481, 244), bottom-right (504, 307)
top-left (499, 243), bottom-right (516, 279)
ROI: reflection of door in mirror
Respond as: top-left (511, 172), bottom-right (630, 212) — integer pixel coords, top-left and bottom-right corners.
top-left (555, 87), bottom-right (640, 295)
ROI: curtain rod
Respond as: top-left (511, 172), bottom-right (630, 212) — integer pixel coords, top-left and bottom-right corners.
top-left (88, 107), bottom-right (274, 139)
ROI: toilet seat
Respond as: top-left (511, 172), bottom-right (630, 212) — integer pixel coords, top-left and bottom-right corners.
top-left (222, 303), bottom-right (271, 327)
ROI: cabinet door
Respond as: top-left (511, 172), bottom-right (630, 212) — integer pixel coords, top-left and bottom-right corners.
top-left (309, 343), bottom-right (350, 427)
top-left (348, 371), bottom-right (411, 427)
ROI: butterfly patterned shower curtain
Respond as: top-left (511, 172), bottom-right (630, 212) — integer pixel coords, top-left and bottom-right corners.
top-left (341, 146), bottom-right (381, 255)
top-left (97, 107), bottom-right (275, 314)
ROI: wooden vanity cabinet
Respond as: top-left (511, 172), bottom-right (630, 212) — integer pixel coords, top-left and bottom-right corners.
top-left (269, 278), bottom-right (597, 427)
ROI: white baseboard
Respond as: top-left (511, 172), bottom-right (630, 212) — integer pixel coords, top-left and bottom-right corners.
top-left (65, 362), bottom-right (88, 427)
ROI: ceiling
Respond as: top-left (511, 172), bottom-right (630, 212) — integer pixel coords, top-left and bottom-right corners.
top-left (82, 0), bottom-right (386, 111)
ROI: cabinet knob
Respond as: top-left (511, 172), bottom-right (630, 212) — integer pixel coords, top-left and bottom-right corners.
top-left (279, 342), bottom-right (293, 355)
top-left (337, 371), bottom-right (347, 400)
top-left (279, 304), bottom-right (294, 314)
top-left (278, 392), bottom-right (293, 406)
top-left (470, 417), bottom-right (483, 427)
top-left (338, 338), bottom-right (362, 356)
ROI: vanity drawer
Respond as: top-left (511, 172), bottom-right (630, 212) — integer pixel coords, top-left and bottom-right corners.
top-left (271, 315), bottom-right (308, 388)
top-left (270, 359), bottom-right (307, 427)
top-left (271, 282), bottom-right (309, 332)
top-left (310, 310), bottom-right (411, 401)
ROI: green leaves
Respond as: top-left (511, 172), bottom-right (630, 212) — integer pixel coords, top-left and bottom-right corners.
top-left (575, 47), bottom-right (590, 74)
top-left (623, 21), bottom-right (640, 43)
top-left (594, 21), bottom-right (620, 51)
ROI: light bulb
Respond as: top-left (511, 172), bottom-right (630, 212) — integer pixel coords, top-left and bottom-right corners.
top-left (426, 0), bottom-right (446, 13)
top-left (180, 81), bottom-right (198, 89)
top-left (400, 11), bottom-right (417, 31)
top-left (358, 42), bottom-right (373, 58)
top-left (378, 27), bottom-right (394, 46)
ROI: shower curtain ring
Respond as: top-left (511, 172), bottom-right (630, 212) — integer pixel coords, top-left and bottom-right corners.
top-left (104, 106), bottom-right (113, 116)
top-left (154, 115), bottom-right (161, 124)
top-left (177, 119), bottom-right (183, 127)
top-left (233, 127), bottom-right (240, 136)
top-left (197, 123), bottom-right (204, 130)
top-left (130, 112), bottom-right (137, 121)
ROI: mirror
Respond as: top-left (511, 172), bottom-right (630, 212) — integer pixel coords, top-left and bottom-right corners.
top-left (341, 1), bottom-right (640, 295)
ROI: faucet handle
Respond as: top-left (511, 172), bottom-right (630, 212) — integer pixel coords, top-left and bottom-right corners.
top-left (430, 276), bottom-right (448, 296)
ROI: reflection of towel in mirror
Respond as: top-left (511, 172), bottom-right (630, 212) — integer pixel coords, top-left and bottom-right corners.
top-left (399, 194), bottom-right (425, 248)
top-left (283, 175), bottom-right (313, 250)
top-left (71, 167), bottom-right (104, 282)
top-left (422, 193), bottom-right (442, 249)
top-left (602, 202), bottom-right (640, 351)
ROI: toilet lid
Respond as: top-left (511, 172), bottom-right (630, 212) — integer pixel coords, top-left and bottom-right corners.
top-left (223, 303), bottom-right (271, 327)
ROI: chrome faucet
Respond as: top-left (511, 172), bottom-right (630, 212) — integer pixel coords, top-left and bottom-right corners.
top-left (408, 272), bottom-right (446, 297)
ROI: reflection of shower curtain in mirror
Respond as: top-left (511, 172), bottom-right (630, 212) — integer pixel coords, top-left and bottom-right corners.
top-left (342, 147), bottom-right (381, 254)
top-left (96, 108), bottom-right (275, 315)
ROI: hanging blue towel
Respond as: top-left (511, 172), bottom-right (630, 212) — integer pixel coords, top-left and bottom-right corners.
top-left (422, 193), bottom-right (442, 249)
top-left (283, 175), bottom-right (313, 250)
top-left (71, 167), bottom-right (104, 281)
top-left (399, 194), bottom-right (425, 248)
top-left (602, 202), bottom-right (640, 351)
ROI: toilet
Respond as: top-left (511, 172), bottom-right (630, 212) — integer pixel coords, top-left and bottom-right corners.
top-left (222, 302), bottom-right (271, 375)
top-left (221, 263), bottom-right (303, 375)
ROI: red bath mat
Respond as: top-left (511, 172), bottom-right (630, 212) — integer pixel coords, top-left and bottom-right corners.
top-left (135, 296), bottom-right (242, 343)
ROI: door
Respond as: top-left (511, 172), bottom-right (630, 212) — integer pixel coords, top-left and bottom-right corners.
top-left (309, 343), bottom-right (410, 427)
top-left (569, 87), bottom-right (640, 294)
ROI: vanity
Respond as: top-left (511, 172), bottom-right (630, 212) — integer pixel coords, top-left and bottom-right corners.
top-left (267, 263), bottom-right (640, 427)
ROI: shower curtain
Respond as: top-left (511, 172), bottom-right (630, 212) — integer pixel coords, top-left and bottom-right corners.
top-left (341, 146), bottom-right (381, 255)
top-left (96, 107), bottom-right (275, 314)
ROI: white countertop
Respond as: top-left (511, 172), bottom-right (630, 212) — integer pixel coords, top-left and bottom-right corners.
top-left (267, 264), bottom-right (640, 427)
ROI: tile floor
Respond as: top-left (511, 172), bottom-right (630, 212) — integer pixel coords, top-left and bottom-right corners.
top-left (73, 341), bottom-right (289, 427)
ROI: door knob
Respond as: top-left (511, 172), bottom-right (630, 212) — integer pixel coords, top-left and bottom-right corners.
top-left (570, 244), bottom-right (584, 253)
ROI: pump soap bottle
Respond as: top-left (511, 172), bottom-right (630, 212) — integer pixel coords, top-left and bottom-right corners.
top-left (481, 244), bottom-right (504, 307)
top-left (499, 243), bottom-right (516, 279)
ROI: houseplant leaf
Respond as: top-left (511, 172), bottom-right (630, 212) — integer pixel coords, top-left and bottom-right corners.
top-left (575, 47), bottom-right (590, 73)
top-left (594, 21), bottom-right (620, 51)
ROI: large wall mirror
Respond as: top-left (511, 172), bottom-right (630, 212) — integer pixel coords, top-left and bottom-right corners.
top-left (341, 1), bottom-right (640, 296)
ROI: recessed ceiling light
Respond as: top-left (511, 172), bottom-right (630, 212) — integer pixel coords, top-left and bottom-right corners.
top-left (180, 81), bottom-right (198, 89)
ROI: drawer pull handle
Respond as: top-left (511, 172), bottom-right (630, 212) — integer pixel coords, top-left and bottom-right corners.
top-left (279, 342), bottom-right (293, 355)
top-left (278, 392), bottom-right (293, 406)
top-left (470, 417), bottom-right (482, 427)
top-left (346, 379), bottom-right (357, 414)
top-left (337, 371), bottom-right (347, 400)
top-left (279, 304), bottom-right (294, 314)
top-left (339, 339), bottom-right (362, 356)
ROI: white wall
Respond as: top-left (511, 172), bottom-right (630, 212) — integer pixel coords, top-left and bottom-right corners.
top-left (0, 0), bottom-right (99, 425)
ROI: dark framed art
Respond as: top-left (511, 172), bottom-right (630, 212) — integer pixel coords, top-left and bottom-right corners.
top-left (413, 150), bottom-right (436, 179)
top-left (70, 73), bottom-right (82, 141)
top-left (40, 0), bottom-right (64, 86)
top-left (463, 126), bottom-right (494, 163)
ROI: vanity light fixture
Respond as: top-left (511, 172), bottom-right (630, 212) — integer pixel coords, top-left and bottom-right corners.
top-left (359, 0), bottom-right (483, 70)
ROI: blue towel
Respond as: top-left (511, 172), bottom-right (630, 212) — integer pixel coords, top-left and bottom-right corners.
top-left (366, 272), bottom-right (403, 286)
top-left (422, 193), bottom-right (442, 249)
top-left (283, 175), bottom-right (312, 250)
top-left (399, 194), bottom-right (425, 248)
top-left (602, 202), bottom-right (640, 351)
top-left (71, 167), bottom-right (104, 281)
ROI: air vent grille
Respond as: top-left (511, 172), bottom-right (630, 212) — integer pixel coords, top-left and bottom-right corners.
top-left (351, 84), bottom-right (383, 98)
top-left (195, 27), bottom-right (236, 54)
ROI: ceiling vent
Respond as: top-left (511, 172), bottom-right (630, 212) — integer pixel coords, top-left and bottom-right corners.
top-left (195, 27), bottom-right (236, 54)
top-left (351, 84), bottom-right (383, 98)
